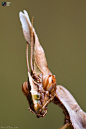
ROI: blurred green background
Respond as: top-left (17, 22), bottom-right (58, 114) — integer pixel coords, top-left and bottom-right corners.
top-left (0, 0), bottom-right (86, 128)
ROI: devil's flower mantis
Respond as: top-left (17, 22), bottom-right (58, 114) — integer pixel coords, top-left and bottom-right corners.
top-left (19, 10), bottom-right (86, 129)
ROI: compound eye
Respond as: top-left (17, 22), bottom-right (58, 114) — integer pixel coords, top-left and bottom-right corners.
top-left (51, 75), bottom-right (56, 84)
top-left (22, 81), bottom-right (28, 96)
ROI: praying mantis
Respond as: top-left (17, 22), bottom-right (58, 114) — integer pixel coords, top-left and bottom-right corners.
top-left (19, 10), bottom-right (86, 129)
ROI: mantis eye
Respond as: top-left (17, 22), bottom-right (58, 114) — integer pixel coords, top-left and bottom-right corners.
top-left (43, 75), bottom-right (56, 92)
top-left (22, 82), bottom-right (28, 96)
top-left (50, 75), bottom-right (56, 84)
